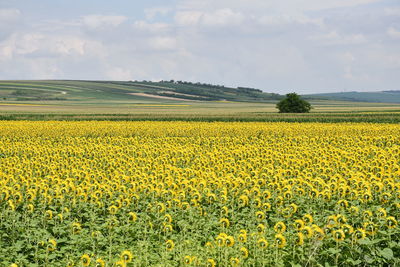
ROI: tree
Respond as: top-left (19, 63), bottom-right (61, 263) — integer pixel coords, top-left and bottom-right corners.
top-left (276, 93), bottom-right (312, 113)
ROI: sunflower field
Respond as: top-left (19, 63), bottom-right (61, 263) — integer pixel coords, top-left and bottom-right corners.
top-left (0, 121), bottom-right (399, 266)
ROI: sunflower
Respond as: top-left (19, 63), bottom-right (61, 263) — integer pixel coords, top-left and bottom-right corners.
top-left (220, 218), bottom-right (230, 228)
top-left (363, 222), bottom-right (377, 236)
top-left (363, 210), bottom-right (373, 221)
top-left (295, 232), bottom-right (305, 246)
top-left (230, 257), bottom-right (240, 266)
top-left (163, 223), bottom-right (173, 233)
top-left (183, 256), bottom-right (192, 265)
top-left (381, 192), bottom-right (391, 203)
top-left (337, 199), bottom-right (349, 209)
top-left (71, 222), bottom-right (82, 234)
top-left (240, 247), bottom-right (249, 258)
top-left (121, 250), bottom-right (133, 263)
top-left (342, 224), bottom-right (354, 236)
top-left (262, 202), bottom-right (271, 211)
top-left (293, 219), bottom-right (305, 231)
top-left (312, 226), bottom-right (325, 241)
top-left (221, 206), bottom-right (229, 216)
top-left (225, 236), bottom-right (235, 247)
top-left (114, 260), bottom-right (126, 267)
top-left (95, 258), bottom-right (105, 267)
top-left (45, 210), bottom-right (53, 220)
top-left (109, 205), bottom-right (118, 215)
top-left (216, 233), bottom-right (226, 247)
top-left (335, 214), bottom-right (347, 225)
top-left (302, 226), bottom-right (313, 239)
top-left (257, 224), bottom-right (265, 234)
top-left (166, 240), bottom-right (175, 251)
top-left (206, 259), bottom-right (216, 267)
top-left (47, 239), bottom-right (57, 252)
top-left (156, 202), bottom-right (166, 213)
top-left (386, 216), bottom-right (398, 229)
top-left (376, 208), bottom-right (387, 219)
top-left (238, 232), bottom-right (247, 243)
top-left (332, 229), bottom-right (345, 242)
top-left (275, 234), bottom-right (287, 248)
top-left (255, 211), bottom-right (265, 221)
top-left (257, 238), bottom-right (268, 249)
top-left (274, 221), bottom-right (286, 233)
top-left (352, 228), bottom-right (366, 241)
top-left (128, 212), bottom-right (137, 222)
top-left (81, 254), bottom-right (91, 267)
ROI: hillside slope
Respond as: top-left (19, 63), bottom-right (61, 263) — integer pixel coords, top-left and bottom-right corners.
top-left (0, 80), bottom-right (282, 103)
top-left (304, 91), bottom-right (400, 103)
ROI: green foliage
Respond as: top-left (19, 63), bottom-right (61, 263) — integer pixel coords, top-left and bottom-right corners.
top-left (276, 93), bottom-right (312, 113)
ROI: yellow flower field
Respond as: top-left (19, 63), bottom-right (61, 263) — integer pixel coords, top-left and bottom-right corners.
top-left (0, 121), bottom-right (399, 266)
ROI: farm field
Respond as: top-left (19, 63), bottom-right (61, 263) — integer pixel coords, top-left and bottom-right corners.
top-left (0, 121), bottom-right (399, 266)
top-left (1, 80), bottom-right (400, 123)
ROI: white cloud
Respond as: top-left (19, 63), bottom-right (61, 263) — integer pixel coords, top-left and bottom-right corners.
top-left (387, 27), bottom-right (400, 39)
top-left (175, 8), bottom-right (244, 27)
top-left (0, 8), bottom-right (20, 22)
top-left (311, 31), bottom-right (367, 45)
top-left (174, 11), bottom-right (203, 26)
top-left (0, 0), bottom-right (398, 92)
top-left (106, 67), bottom-right (132, 80)
top-left (148, 37), bottom-right (177, 51)
top-left (384, 7), bottom-right (400, 16)
top-left (132, 21), bottom-right (170, 34)
top-left (177, 0), bottom-right (382, 13)
top-left (144, 7), bottom-right (171, 20)
top-left (258, 14), bottom-right (324, 27)
top-left (82, 15), bottom-right (127, 29)
top-left (0, 32), bottom-right (105, 60)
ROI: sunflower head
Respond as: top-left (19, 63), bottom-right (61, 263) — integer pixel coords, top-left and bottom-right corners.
top-left (296, 232), bottom-right (305, 246)
top-left (206, 259), bottom-right (216, 267)
top-left (386, 216), bottom-right (398, 229)
top-left (81, 254), bottom-right (91, 267)
top-left (230, 257), bottom-right (240, 267)
top-left (95, 258), bottom-right (105, 267)
top-left (274, 221), bottom-right (286, 233)
top-left (255, 211), bottom-right (265, 221)
top-left (183, 256), bottom-right (192, 265)
top-left (120, 250), bottom-right (133, 263)
top-left (219, 218), bottom-right (230, 228)
top-left (275, 234), bottom-right (287, 248)
top-left (225, 236), bottom-right (235, 247)
top-left (47, 239), bottom-right (57, 252)
top-left (353, 228), bottom-right (366, 241)
top-left (332, 229), bottom-right (345, 242)
top-left (166, 239), bottom-right (175, 251)
top-left (257, 238), bottom-right (268, 249)
top-left (240, 247), bottom-right (249, 258)
top-left (294, 219), bottom-right (305, 230)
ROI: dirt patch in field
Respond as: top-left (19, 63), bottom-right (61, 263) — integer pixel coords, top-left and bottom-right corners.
top-left (127, 93), bottom-right (200, 102)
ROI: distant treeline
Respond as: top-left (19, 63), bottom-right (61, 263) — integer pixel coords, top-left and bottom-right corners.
top-left (130, 80), bottom-right (282, 101)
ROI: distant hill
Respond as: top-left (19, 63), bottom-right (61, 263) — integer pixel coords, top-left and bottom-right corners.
top-left (0, 80), bottom-right (282, 103)
top-left (304, 91), bottom-right (400, 103)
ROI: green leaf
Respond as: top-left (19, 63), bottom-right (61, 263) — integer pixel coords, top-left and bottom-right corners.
top-left (346, 259), bottom-right (362, 266)
top-left (327, 248), bottom-right (341, 254)
top-left (364, 255), bottom-right (374, 264)
top-left (380, 248), bottom-right (394, 260)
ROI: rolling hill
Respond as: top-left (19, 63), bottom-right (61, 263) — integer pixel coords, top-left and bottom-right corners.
top-left (0, 80), bottom-right (282, 103)
top-left (304, 91), bottom-right (400, 104)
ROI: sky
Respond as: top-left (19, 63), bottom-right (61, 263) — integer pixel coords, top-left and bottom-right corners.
top-left (0, 0), bottom-right (399, 94)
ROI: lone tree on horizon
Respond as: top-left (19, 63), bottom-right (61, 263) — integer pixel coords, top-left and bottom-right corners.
top-left (276, 93), bottom-right (312, 113)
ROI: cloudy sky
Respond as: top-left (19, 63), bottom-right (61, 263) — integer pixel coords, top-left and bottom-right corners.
top-left (0, 0), bottom-right (399, 93)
